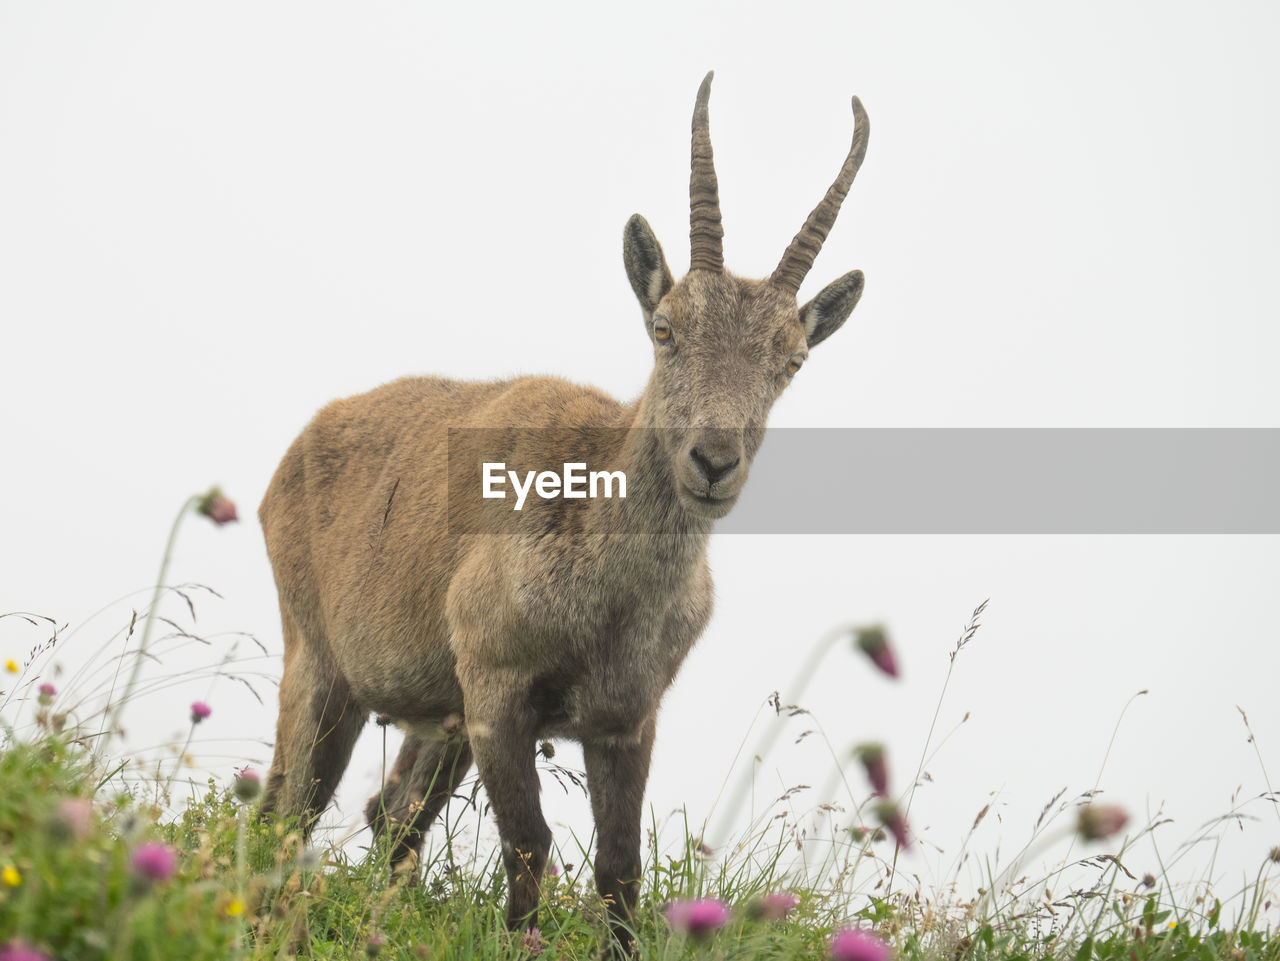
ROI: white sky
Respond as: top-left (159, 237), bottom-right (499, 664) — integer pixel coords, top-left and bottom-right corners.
top-left (2, 1), bottom-right (1278, 909)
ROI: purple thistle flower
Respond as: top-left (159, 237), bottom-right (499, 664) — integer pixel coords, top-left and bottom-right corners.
top-left (873, 800), bottom-right (911, 850)
top-left (37, 683), bottom-right (56, 705)
top-left (757, 891), bottom-right (799, 920)
top-left (196, 487), bottom-right (239, 526)
top-left (1076, 803), bottom-right (1129, 841)
top-left (190, 701), bottom-right (212, 724)
top-left (520, 926), bottom-right (544, 955)
top-left (0, 941), bottom-right (54, 961)
top-left (853, 743), bottom-right (889, 795)
top-left (853, 626), bottom-right (899, 678)
top-left (56, 797), bottom-right (93, 840)
top-left (547, 862), bottom-right (560, 876)
top-left (831, 928), bottom-right (892, 961)
top-left (130, 841), bottom-right (177, 882)
top-left (665, 898), bottom-right (732, 939)
top-left (234, 767), bottom-right (262, 802)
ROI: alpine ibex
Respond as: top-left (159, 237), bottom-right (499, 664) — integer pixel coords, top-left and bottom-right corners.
top-left (259, 72), bottom-right (869, 944)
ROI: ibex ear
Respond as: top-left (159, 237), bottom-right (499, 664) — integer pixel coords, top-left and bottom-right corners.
top-left (623, 214), bottom-right (674, 317)
top-left (798, 269), bottom-right (864, 348)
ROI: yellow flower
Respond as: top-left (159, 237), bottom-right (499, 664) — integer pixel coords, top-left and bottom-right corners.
top-left (3, 659), bottom-right (17, 674)
top-left (226, 897), bottom-right (245, 917)
top-left (2, 865), bottom-right (21, 887)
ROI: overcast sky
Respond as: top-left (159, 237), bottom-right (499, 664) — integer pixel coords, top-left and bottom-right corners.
top-left (2, 1), bottom-right (1277, 908)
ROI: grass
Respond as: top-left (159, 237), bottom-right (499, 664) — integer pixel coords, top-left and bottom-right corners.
top-left (1, 498), bottom-right (1278, 958)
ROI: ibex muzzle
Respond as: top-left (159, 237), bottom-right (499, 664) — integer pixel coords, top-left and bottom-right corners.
top-left (259, 72), bottom-right (870, 950)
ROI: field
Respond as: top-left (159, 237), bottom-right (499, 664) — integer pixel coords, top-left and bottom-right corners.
top-left (2, 502), bottom-right (1277, 959)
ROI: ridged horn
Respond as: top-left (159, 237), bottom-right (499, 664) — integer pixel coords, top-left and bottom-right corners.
top-left (770, 96), bottom-right (869, 294)
top-left (688, 71), bottom-right (724, 273)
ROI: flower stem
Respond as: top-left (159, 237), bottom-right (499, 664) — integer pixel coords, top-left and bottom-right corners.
top-left (104, 495), bottom-right (198, 748)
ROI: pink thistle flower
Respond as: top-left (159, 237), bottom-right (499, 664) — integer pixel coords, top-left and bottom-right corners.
top-left (56, 797), bottom-right (93, 840)
top-left (37, 683), bottom-right (56, 705)
top-left (0, 941), bottom-right (54, 961)
top-left (190, 701), bottom-right (212, 724)
top-left (196, 487), bottom-right (239, 526)
top-left (831, 928), bottom-right (892, 961)
top-left (665, 898), bottom-right (732, 939)
top-left (130, 841), bottom-right (177, 882)
top-left (756, 891), bottom-right (799, 920)
top-left (520, 926), bottom-right (544, 955)
top-left (234, 767), bottom-right (262, 803)
top-left (853, 626), bottom-right (899, 678)
top-left (873, 800), bottom-right (911, 850)
top-left (1076, 803), bottom-right (1129, 841)
top-left (367, 933), bottom-right (385, 956)
top-left (853, 743), bottom-right (889, 795)
top-left (547, 862), bottom-right (560, 876)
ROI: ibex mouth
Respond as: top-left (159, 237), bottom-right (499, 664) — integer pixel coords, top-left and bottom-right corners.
top-left (678, 483), bottom-right (739, 518)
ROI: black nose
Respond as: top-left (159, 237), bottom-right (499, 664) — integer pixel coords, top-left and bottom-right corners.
top-left (689, 446), bottom-right (740, 485)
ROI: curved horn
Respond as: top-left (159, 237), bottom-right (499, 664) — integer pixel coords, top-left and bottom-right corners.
top-left (688, 71), bottom-right (724, 273)
top-left (771, 96), bottom-right (869, 294)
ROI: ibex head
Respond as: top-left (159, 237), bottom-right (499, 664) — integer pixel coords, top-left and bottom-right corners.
top-left (623, 72), bottom-right (870, 519)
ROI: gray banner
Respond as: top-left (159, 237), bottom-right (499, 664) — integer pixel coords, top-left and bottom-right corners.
top-left (445, 429), bottom-right (1280, 535)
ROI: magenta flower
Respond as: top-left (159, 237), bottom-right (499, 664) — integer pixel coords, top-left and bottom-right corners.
top-left (0, 941), bottom-right (54, 961)
top-left (56, 798), bottom-right (93, 840)
top-left (757, 891), bottom-right (799, 920)
top-left (665, 898), bottom-right (732, 939)
top-left (190, 701), bottom-right (212, 724)
top-left (853, 743), bottom-right (888, 795)
top-left (36, 683), bottom-right (56, 705)
top-left (1076, 803), bottom-right (1129, 841)
top-left (873, 800), bottom-right (911, 850)
top-left (234, 767), bottom-right (262, 802)
top-left (831, 928), bottom-right (892, 961)
top-left (197, 487), bottom-right (239, 526)
top-left (853, 626), bottom-right (899, 678)
top-left (130, 841), bottom-right (177, 882)
top-left (547, 862), bottom-right (560, 876)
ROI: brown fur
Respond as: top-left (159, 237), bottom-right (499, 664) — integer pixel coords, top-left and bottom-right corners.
top-left (258, 73), bottom-right (870, 948)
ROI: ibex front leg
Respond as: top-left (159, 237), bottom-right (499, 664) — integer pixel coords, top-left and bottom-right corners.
top-left (467, 696), bottom-right (551, 931)
top-left (584, 716), bottom-right (656, 955)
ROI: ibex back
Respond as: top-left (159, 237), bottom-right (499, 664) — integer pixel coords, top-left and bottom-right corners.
top-left (259, 72), bottom-right (870, 946)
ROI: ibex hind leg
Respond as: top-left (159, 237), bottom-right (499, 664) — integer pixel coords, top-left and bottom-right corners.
top-left (365, 732), bottom-right (474, 867)
top-left (260, 606), bottom-right (367, 834)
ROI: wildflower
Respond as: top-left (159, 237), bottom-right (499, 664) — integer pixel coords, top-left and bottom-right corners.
top-left (130, 841), bottom-right (177, 882)
top-left (190, 701), bottom-right (212, 724)
top-left (226, 896), bottom-right (246, 917)
top-left (1, 865), bottom-right (21, 887)
top-left (751, 891), bottom-right (799, 921)
top-left (853, 626), bottom-right (899, 678)
top-left (873, 800), bottom-right (911, 850)
top-left (1269, 846), bottom-right (1280, 864)
top-left (520, 926), bottom-right (544, 955)
top-left (830, 927), bottom-right (892, 961)
top-left (0, 941), bottom-right (54, 961)
top-left (368, 932), bottom-right (385, 956)
top-left (3, 659), bottom-right (16, 674)
top-left (55, 798), bottom-right (93, 840)
top-left (37, 683), bottom-right (56, 705)
top-left (539, 740), bottom-right (555, 759)
top-left (375, 713), bottom-right (393, 727)
top-left (1076, 803), bottom-right (1129, 841)
top-left (665, 898), bottom-right (731, 939)
top-left (853, 743), bottom-right (889, 795)
top-left (196, 487), bottom-right (238, 526)
top-left (547, 862), bottom-right (560, 876)
top-left (234, 767), bottom-right (262, 803)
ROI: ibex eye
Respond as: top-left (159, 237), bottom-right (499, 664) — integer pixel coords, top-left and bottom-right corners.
top-left (653, 319), bottom-right (673, 343)
top-left (786, 355), bottom-right (806, 376)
